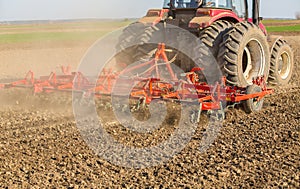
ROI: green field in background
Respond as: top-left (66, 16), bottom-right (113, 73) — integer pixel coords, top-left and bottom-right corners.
top-left (0, 20), bottom-right (132, 30)
top-left (262, 19), bottom-right (300, 32)
top-left (262, 19), bottom-right (297, 24)
top-left (266, 24), bottom-right (300, 32)
top-left (0, 31), bottom-right (109, 44)
top-left (1, 19), bottom-right (299, 44)
top-left (0, 21), bottom-right (131, 44)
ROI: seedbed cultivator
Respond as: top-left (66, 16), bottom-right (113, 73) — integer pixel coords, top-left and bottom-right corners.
top-left (0, 44), bottom-right (273, 119)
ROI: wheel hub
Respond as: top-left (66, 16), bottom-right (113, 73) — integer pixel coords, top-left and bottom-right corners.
top-left (243, 47), bottom-right (253, 80)
top-left (242, 39), bottom-right (265, 85)
top-left (278, 51), bottom-right (291, 80)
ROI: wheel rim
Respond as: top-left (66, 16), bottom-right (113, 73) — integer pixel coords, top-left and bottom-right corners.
top-left (242, 39), bottom-right (265, 85)
top-left (278, 51), bottom-right (291, 80)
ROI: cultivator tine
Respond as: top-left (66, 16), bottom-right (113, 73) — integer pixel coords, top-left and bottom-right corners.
top-left (0, 43), bottom-right (273, 121)
top-left (197, 103), bottom-right (203, 123)
top-left (190, 103), bottom-right (203, 124)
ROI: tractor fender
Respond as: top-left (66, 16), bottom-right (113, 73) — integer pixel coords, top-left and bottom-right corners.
top-left (138, 9), bottom-right (169, 26)
top-left (248, 18), bottom-right (268, 35)
top-left (189, 9), bottom-right (241, 29)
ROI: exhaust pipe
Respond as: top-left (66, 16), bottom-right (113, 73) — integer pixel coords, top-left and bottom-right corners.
top-left (252, 0), bottom-right (260, 25)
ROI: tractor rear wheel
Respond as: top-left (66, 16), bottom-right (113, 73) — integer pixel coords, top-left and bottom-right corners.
top-left (115, 22), bottom-right (149, 66)
top-left (242, 85), bottom-right (264, 114)
top-left (200, 20), bottom-right (233, 57)
top-left (123, 23), bottom-right (196, 72)
top-left (218, 22), bottom-right (270, 87)
top-left (131, 24), bottom-right (223, 83)
top-left (268, 39), bottom-right (294, 85)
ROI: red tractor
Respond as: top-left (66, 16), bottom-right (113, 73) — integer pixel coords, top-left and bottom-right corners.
top-left (0, 0), bottom-right (291, 116)
top-left (116, 0), bottom-right (294, 87)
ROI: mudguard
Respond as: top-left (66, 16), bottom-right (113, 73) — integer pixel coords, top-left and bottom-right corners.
top-left (189, 9), bottom-right (241, 28)
top-left (138, 9), bottom-right (169, 25)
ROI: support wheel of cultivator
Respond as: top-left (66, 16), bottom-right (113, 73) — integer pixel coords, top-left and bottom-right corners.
top-left (268, 38), bottom-right (294, 85)
top-left (242, 85), bottom-right (264, 114)
top-left (218, 22), bottom-right (270, 87)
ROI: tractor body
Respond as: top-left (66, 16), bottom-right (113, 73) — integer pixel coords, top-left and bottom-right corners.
top-left (0, 0), bottom-right (291, 118)
top-left (115, 0), bottom-right (293, 87)
top-left (138, 0), bottom-right (266, 35)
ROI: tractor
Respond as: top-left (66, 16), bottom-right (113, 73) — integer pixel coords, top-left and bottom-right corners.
top-left (116, 0), bottom-right (294, 87)
top-left (0, 0), bottom-right (291, 115)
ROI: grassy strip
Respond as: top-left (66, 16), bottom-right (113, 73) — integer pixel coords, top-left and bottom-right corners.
top-left (0, 21), bottom-right (132, 30)
top-left (262, 19), bottom-right (300, 27)
top-left (262, 19), bottom-right (297, 24)
top-left (1, 21), bottom-right (299, 44)
top-left (266, 24), bottom-right (300, 32)
top-left (0, 21), bottom-right (132, 44)
top-left (0, 31), bottom-right (111, 44)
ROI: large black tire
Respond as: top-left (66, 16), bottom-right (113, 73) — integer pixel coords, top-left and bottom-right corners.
top-left (268, 38), bottom-right (294, 85)
top-left (200, 20), bottom-right (233, 57)
top-left (124, 23), bottom-right (195, 72)
top-left (115, 22), bottom-right (149, 65)
top-left (133, 24), bottom-right (163, 61)
top-left (131, 23), bottom-right (223, 83)
top-left (242, 85), bottom-right (264, 114)
top-left (218, 22), bottom-right (270, 87)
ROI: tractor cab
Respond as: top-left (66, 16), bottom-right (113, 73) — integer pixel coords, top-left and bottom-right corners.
top-left (158, 0), bottom-right (246, 31)
top-left (163, 0), bottom-right (234, 9)
top-left (162, 0), bottom-right (247, 21)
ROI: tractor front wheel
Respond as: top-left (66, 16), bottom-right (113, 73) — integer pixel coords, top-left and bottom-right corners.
top-left (268, 38), bottom-right (294, 85)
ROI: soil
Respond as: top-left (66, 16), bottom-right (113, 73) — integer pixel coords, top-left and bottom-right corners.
top-left (0, 30), bottom-right (299, 188)
top-left (0, 41), bottom-right (90, 80)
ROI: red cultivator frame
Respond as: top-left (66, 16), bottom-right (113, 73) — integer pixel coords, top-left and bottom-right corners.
top-left (0, 43), bottom-right (273, 118)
